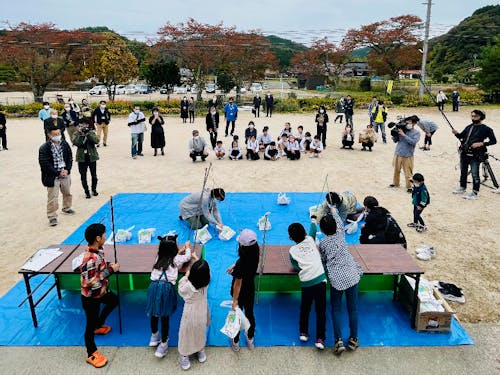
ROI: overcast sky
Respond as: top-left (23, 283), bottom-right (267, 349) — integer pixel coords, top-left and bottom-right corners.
top-left (2, 0), bottom-right (498, 44)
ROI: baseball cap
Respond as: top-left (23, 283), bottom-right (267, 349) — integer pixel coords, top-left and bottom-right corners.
top-left (237, 229), bottom-right (257, 247)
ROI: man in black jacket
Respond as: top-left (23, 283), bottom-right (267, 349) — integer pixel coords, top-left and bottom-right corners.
top-left (253, 94), bottom-right (261, 118)
top-left (38, 126), bottom-right (74, 226)
top-left (265, 93), bottom-right (274, 117)
top-left (0, 110), bottom-right (7, 150)
top-left (205, 106), bottom-right (219, 149)
top-left (92, 100), bottom-right (111, 147)
top-left (43, 109), bottom-right (66, 141)
top-left (344, 95), bottom-right (355, 127)
top-left (452, 109), bottom-right (497, 200)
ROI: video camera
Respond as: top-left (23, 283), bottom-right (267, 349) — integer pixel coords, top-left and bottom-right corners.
top-left (387, 115), bottom-right (408, 138)
top-left (80, 126), bottom-right (91, 134)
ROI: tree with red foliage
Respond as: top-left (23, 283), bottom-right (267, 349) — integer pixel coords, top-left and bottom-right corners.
top-left (0, 23), bottom-right (98, 102)
top-left (342, 15), bottom-right (422, 79)
top-left (290, 38), bottom-right (347, 88)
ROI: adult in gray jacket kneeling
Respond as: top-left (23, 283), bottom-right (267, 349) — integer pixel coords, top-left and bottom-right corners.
top-left (179, 188), bottom-right (225, 229)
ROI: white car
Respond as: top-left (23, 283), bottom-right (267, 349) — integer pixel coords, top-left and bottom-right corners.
top-left (250, 83), bottom-right (263, 93)
top-left (124, 84), bottom-right (137, 94)
top-left (88, 85), bottom-right (107, 95)
top-left (205, 83), bottom-right (217, 93)
top-left (173, 85), bottom-right (188, 94)
top-left (112, 85), bottom-right (126, 95)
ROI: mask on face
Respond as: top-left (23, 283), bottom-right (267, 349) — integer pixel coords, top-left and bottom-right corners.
top-left (211, 111), bottom-right (216, 115)
top-left (153, 111), bottom-right (159, 116)
top-left (327, 203), bottom-right (335, 209)
top-left (346, 127), bottom-right (351, 131)
top-left (51, 114), bottom-right (58, 119)
top-left (406, 124), bottom-right (413, 130)
top-left (51, 135), bottom-right (62, 143)
top-left (413, 182), bottom-right (421, 187)
top-left (194, 136), bottom-right (199, 140)
top-left (319, 109), bottom-right (324, 113)
top-left (100, 105), bottom-right (106, 109)
top-left (44, 105), bottom-right (50, 110)
top-left (134, 109), bottom-right (139, 114)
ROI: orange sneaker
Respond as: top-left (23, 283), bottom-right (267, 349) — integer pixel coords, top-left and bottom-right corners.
top-left (86, 351), bottom-right (108, 368)
top-left (94, 325), bottom-right (111, 335)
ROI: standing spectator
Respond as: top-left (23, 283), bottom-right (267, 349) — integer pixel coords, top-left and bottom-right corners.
top-left (370, 100), bottom-right (388, 144)
top-left (436, 90), bottom-right (447, 111)
top-left (334, 97), bottom-right (345, 123)
top-left (408, 173), bottom-right (430, 233)
top-left (265, 93), bottom-right (274, 117)
top-left (252, 94), bottom-right (261, 118)
top-left (180, 97), bottom-right (189, 124)
top-left (128, 105), bottom-right (146, 159)
top-left (205, 106), bottom-right (219, 149)
top-left (389, 120), bottom-right (421, 193)
top-left (188, 97), bottom-right (196, 123)
top-left (80, 99), bottom-right (93, 127)
top-left (208, 95), bottom-right (218, 109)
top-left (315, 105), bottom-right (329, 148)
top-left (149, 107), bottom-right (166, 156)
top-left (38, 101), bottom-right (52, 137)
top-left (72, 120), bottom-right (99, 199)
top-left (452, 90), bottom-right (460, 112)
top-left (223, 97), bottom-right (238, 137)
top-left (189, 130), bottom-right (209, 162)
top-left (62, 102), bottom-right (79, 144)
top-left (344, 95), bottom-right (355, 127)
top-left (68, 98), bottom-right (81, 116)
top-left (0, 109), bottom-right (7, 150)
top-left (44, 109), bottom-right (66, 141)
top-left (38, 126), bottom-right (74, 227)
top-left (367, 96), bottom-right (378, 123)
top-left (406, 115), bottom-right (438, 151)
top-left (92, 100), bottom-right (111, 147)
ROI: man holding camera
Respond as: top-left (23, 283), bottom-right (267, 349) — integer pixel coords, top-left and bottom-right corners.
top-left (389, 119), bottom-right (421, 193)
top-left (452, 109), bottom-right (496, 200)
top-left (72, 120), bottom-right (100, 199)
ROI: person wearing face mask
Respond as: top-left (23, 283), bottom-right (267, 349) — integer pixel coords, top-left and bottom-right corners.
top-left (265, 93), bottom-right (274, 117)
top-left (128, 105), bottom-right (146, 159)
top-left (149, 107), bottom-right (166, 156)
top-left (315, 106), bottom-right (329, 148)
top-left (179, 187), bottom-right (225, 230)
top-left (244, 121), bottom-right (257, 143)
top-left (180, 97), bottom-right (189, 124)
top-left (38, 126), bottom-right (74, 227)
top-left (62, 102), bottom-right (79, 144)
top-left (43, 109), bottom-right (66, 141)
top-left (92, 100), bottom-right (111, 147)
top-left (72, 119), bottom-right (99, 199)
top-left (68, 98), bottom-right (81, 115)
top-left (389, 118), bottom-right (421, 193)
top-left (341, 124), bottom-right (354, 149)
top-left (370, 99), bottom-right (388, 144)
top-left (189, 130), bottom-right (209, 162)
top-left (344, 95), bottom-right (355, 127)
top-left (188, 97), bottom-right (196, 123)
top-left (253, 94), bottom-right (261, 118)
top-left (39, 102), bottom-right (52, 137)
top-left (80, 99), bottom-right (93, 126)
top-left (205, 106), bottom-right (219, 149)
top-left (208, 95), bottom-right (218, 109)
top-left (223, 97), bottom-right (238, 137)
top-left (452, 109), bottom-right (497, 200)
top-left (407, 173), bottom-right (430, 233)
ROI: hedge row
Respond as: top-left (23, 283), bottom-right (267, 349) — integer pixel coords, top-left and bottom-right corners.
top-left (0, 90), bottom-right (488, 117)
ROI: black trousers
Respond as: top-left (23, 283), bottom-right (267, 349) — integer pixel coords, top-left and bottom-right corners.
top-left (413, 206), bottom-right (425, 225)
top-left (316, 124), bottom-right (327, 147)
top-left (334, 114), bottom-right (343, 123)
top-left (234, 294), bottom-right (256, 343)
top-left (151, 316), bottom-right (170, 343)
top-left (208, 130), bottom-right (218, 149)
top-left (0, 129), bottom-right (6, 149)
top-left (254, 106), bottom-right (260, 117)
top-left (424, 130), bottom-right (436, 146)
top-left (266, 106), bottom-right (273, 117)
top-left (190, 150), bottom-right (206, 161)
top-left (246, 149), bottom-right (260, 160)
top-left (78, 161), bottom-right (98, 193)
top-left (82, 291), bottom-right (118, 355)
top-left (189, 111), bottom-right (195, 123)
top-left (300, 282), bottom-right (326, 340)
top-left (225, 121), bottom-right (235, 136)
top-left (286, 150), bottom-right (301, 160)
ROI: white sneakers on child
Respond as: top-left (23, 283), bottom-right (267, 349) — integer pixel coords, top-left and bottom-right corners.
top-left (155, 341), bottom-right (168, 358)
top-left (149, 332), bottom-right (160, 347)
top-left (197, 349), bottom-right (207, 363)
top-left (179, 355), bottom-right (191, 370)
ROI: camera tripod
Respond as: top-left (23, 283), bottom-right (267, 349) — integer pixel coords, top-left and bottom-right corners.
top-left (468, 154), bottom-right (499, 190)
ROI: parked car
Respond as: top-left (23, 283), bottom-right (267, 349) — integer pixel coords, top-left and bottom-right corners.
top-left (124, 84), bottom-right (137, 95)
top-left (135, 84), bottom-right (152, 94)
top-left (191, 84), bottom-right (198, 93)
top-left (112, 84), bottom-right (126, 95)
top-left (250, 83), bottom-right (263, 93)
top-left (262, 83), bottom-right (270, 90)
top-left (159, 85), bottom-right (171, 94)
top-left (88, 85), bottom-right (107, 95)
top-left (239, 87), bottom-right (247, 94)
top-left (205, 83), bottom-right (217, 93)
top-left (173, 85), bottom-right (188, 94)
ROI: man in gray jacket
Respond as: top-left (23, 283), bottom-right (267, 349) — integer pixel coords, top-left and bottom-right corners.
top-left (179, 188), bottom-right (225, 229)
top-left (406, 115), bottom-right (438, 151)
top-left (189, 130), bottom-right (209, 162)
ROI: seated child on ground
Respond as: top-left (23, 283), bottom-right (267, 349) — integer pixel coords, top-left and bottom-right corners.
top-left (300, 132), bottom-right (313, 153)
top-left (295, 125), bottom-right (304, 143)
top-left (277, 134), bottom-right (289, 157)
top-left (264, 141), bottom-right (280, 160)
top-left (286, 135), bottom-right (301, 160)
top-left (278, 122), bottom-right (292, 139)
top-left (229, 138), bottom-right (243, 160)
top-left (246, 135), bottom-right (260, 160)
top-left (310, 135), bottom-right (324, 157)
top-left (214, 140), bottom-right (226, 159)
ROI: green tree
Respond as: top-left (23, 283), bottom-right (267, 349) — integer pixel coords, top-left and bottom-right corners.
top-left (84, 33), bottom-right (138, 101)
top-left (143, 59), bottom-right (180, 88)
top-left (216, 69), bottom-right (235, 93)
top-left (476, 35), bottom-right (500, 95)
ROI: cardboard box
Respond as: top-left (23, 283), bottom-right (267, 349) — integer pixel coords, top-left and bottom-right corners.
top-left (398, 275), bottom-right (454, 332)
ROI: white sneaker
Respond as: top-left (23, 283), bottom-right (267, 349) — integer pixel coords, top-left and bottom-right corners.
top-left (245, 333), bottom-right (255, 350)
top-left (452, 187), bottom-right (466, 194)
top-left (230, 338), bottom-right (240, 352)
top-left (463, 192), bottom-right (479, 200)
top-left (416, 248), bottom-right (434, 261)
top-left (154, 341), bottom-right (168, 358)
top-left (416, 246), bottom-right (435, 256)
top-left (179, 355), bottom-right (191, 370)
top-left (492, 188), bottom-right (500, 194)
top-left (149, 332), bottom-right (160, 347)
top-left (197, 349), bottom-right (207, 363)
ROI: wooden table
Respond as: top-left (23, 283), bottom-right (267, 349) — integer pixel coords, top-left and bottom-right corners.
top-left (259, 244), bottom-right (424, 328)
top-left (18, 244), bottom-right (202, 328)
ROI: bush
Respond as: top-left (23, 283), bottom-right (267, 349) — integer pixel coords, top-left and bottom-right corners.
top-left (359, 77), bottom-right (371, 91)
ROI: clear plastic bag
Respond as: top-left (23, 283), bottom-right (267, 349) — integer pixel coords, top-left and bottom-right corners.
top-left (218, 225), bottom-right (236, 241)
top-left (277, 192), bottom-right (291, 205)
top-left (194, 224), bottom-right (212, 244)
top-left (220, 307), bottom-right (250, 339)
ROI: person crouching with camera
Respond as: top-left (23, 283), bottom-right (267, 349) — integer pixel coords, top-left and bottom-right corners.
top-left (72, 120), bottom-right (100, 199)
top-left (452, 109), bottom-right (496, 200)
top-left (389, 119), bottom-right (421, 193)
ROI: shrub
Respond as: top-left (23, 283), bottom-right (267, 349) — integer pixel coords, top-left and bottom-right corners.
top-left (359, 77), bottom-right (372, 91)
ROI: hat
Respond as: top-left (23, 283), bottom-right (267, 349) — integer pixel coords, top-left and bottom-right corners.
top-left (192, 130), bottom-right (199, 135)
top-left (237, 229), bottom-right (257, 246)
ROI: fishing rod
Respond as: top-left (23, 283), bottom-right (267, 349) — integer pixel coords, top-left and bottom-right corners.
top-left (255, 211), bottom-right (271, 304)
top-left (109, 196), bottom-right (123, 334)
top-left (192, 163), bottom-right (213, 244)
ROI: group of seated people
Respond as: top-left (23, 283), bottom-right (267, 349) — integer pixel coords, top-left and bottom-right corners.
top-left (190, 122), bottom-right (325, 162)
top-left (342, 124), bottom-right (378, 151)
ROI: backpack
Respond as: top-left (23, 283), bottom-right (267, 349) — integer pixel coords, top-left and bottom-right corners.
top-left (384, 215), bottom-right (407, 249)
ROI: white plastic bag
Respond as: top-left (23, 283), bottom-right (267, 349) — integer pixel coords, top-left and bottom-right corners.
top-left (218, 225), bottom-right (236, 241)
top-left (277, 192), bottom-right (291, 205)
top-left (138, 228), bottom-right (156, 244)
top-left (309, 205), bottom-right (319, 218)
top-left (257, 215), bottom-right (271, 231)
top-left (194, 224), bottom-right (212, 244)
top-left (345, 211), bottom-right (365, 235)
top-left (220, 307), bottom-right (250, 339)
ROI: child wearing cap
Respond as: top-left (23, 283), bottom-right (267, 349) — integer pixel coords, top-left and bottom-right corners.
top-left (408, 173), bottom-right (430, 232)
top-left (226, 229), bottom-right (260, 351)
top-left (288, 222), bottom-right (327, 350)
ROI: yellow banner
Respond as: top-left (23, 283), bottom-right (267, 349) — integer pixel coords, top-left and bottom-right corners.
top-left (387, 80), bottom-right (394, 95)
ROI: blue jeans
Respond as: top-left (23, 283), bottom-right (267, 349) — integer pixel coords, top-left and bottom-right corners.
top-left (373, 122), bottom-right (386, 142)
top-left (459, 154), bottom-right (481, 193)
top-left (131, 133), bottom-right (144, 157)
top-left (330, 284), bottom-right (358, 341)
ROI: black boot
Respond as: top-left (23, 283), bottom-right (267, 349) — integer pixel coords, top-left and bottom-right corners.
top-left (85, 190), bottom-right (91, 199)
top-left (92, 189), bottom-right (98, 196)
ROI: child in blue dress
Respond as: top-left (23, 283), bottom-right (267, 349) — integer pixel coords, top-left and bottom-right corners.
top-left (146, 236), bottom-right (192, 358)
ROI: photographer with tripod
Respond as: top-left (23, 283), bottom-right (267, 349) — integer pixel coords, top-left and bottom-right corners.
top-left (452, 109), bottom-right (496, 200)
top-left (72, 119), bottom-right (100, 199)
top-left (389, 119), bottom-right (421, 193)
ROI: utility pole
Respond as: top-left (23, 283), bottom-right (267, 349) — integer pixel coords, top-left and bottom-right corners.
top-left (419, 0), bottom-right (432, 98)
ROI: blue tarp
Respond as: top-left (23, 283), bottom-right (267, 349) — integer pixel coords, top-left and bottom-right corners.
top-left (0, 193), bottom-right (473, 347)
